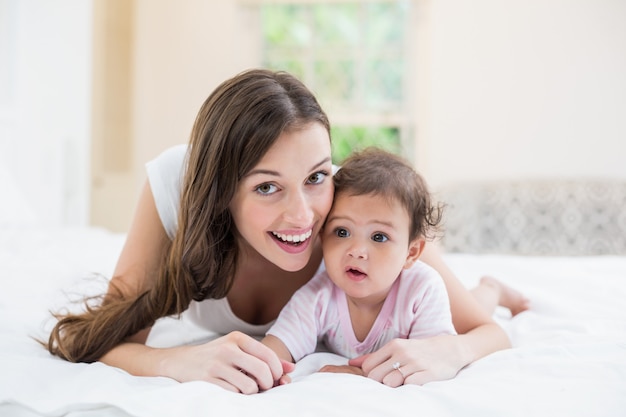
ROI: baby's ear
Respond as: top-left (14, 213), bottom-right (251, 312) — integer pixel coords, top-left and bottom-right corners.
top-left (403, 238), bottom-right (425, 269)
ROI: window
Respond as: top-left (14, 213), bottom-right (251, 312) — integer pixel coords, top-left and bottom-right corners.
top-left (257, 0), bottom-right (413, 164)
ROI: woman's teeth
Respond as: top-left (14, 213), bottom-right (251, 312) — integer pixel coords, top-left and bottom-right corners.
top-left (272, 230), bottom-right (312, 243)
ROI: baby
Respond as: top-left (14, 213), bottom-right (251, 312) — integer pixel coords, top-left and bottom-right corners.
top-left (263, 147), bottom-right (455, 385)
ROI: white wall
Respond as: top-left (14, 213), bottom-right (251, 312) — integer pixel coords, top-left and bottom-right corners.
top-left (5, 0), bottom-right (624, 231)
top-left (131, 0), bottom-right (626, 193)
top-left (416, 0), bottom-right (626, 188)
top-left (131, 0), bottom-right (259, 186)
top-left (89, 0), bottom-right (260, 231)
top-left (0, 0), bottom-right (92, 227)
top-left (123, 0), bottom-right (626, 230)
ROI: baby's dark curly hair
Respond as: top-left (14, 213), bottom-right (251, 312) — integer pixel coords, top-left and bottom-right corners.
top-left (333, 147), bottom-right (444, 241)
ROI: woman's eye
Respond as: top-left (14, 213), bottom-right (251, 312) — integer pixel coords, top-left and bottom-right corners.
top-left (335, 227), bottom-right (350, 238)
top-left (255, 183), bottom-right (278, 195)
top-left (372, 233), bottom-right (388, 243)
top-left (307, 171), bottom-right (328, 185)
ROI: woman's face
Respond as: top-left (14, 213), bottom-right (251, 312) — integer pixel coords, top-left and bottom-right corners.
top-left (230, 122), bottom-right (334, 272)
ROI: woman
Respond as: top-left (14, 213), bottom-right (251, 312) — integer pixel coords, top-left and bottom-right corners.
top-left (47, 69), bottom-right (522, 394)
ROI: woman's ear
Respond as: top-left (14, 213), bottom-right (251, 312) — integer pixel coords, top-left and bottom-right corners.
top-left (403, 238), bottom-right (425, 269)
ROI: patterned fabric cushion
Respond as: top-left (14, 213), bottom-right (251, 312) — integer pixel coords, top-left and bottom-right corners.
top-left (437, 180), bottom-right (626, 255)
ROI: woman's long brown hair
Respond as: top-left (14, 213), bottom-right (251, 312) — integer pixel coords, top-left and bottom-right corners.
top-left (45, 69), bottom-right (330, 363)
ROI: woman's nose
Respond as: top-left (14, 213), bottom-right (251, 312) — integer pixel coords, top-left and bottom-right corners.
top-left (284, 190), bottom-right (314, 225)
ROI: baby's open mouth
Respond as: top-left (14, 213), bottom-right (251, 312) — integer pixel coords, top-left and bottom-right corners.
top-left (347, 268), bottom-right (366, 277)
top-left (346, 266), bottom-right (367, 282)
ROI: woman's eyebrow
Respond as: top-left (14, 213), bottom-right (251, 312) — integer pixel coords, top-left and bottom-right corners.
top-left (310, 157), bottom-right (332, 171)
top-left (245, 168), bottom-right (280, 177)
top-left (246, 157), bottom-right (332, 178)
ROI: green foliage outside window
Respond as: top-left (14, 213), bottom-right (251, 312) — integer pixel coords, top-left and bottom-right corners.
top-left (330, 126), bottom-right (401, 165)
top-left (260, 1), bottom-right (409, 165)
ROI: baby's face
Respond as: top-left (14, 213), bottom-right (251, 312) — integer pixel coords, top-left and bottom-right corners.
top-left (322, 192), bottom-right (418, 305)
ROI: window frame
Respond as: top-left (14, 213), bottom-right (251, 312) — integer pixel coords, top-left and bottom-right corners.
top-left (245, 0), bottom-right (417, 163)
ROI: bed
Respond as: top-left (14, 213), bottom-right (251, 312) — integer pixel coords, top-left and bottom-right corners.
top-left (1, 180), bottom-right (626, 417)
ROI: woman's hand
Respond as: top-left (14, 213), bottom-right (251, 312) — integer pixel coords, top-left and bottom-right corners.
top-left (158, 331), bottom-right (294, 394)
top-left (348, 335), bottom-right (466, 387)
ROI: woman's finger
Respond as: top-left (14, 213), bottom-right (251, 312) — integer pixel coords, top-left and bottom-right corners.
top-left (357, 349), bottom-right (394, 382)
top-left (403, 369), bottom-right (435, 386)
top-left (382, 362), bottom-right (414, 388)
top-left (223, 365), bottom-right (264, 394)
top-left (228, 332), bottom-right (284, 390)
top-left (205, 368), bottom-right (260, 395)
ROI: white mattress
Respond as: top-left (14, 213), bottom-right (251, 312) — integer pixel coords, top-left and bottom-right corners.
top-left (1, 227), bottom-right (625, 417)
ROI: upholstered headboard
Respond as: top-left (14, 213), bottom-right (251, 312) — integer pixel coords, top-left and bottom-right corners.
top-left (436, 180), bottom-right (626, 255)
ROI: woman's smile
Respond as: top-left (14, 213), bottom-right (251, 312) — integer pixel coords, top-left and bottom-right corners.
top-left (270, 228), bottom-right (314, 254)
top-left (271, 229), bottom-right (313, 244)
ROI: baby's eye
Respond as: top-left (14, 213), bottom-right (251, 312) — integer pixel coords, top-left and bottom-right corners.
top-left (334, 227), bottom-right (350, 238)
top-left (371, 233), bottom-right (388, 243)
top-left (306, 171), bottom-right (328, 185)
top-left (255, 183), bottom-right (278, 195)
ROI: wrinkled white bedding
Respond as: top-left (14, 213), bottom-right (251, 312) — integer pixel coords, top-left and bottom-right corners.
top-left (1, 228), bottom-right (625, 417)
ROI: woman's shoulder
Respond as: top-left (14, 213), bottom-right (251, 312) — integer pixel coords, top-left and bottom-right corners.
top-left (147, 144), bottom-right (188, 170)
top-left (145, 144), bottom-right (189, 239)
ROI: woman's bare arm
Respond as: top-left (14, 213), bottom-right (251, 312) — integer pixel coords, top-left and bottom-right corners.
top-left (107, 181), bottom-right (170, 305)
top-left (420, 242), bottom-right (511, 357)
top-left (98, 181), bottom-right (169, 371)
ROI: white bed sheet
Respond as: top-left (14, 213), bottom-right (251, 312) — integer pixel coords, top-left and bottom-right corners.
top-left (1, 227), bottom-right (625, 417)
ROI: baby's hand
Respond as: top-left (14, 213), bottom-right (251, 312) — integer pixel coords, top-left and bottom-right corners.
top-left (273, 373), bottom-right (292, 387)
top-left (272, 359), bottom-right (295, 387)
top-left (318, 364), bottom-right (365, 376)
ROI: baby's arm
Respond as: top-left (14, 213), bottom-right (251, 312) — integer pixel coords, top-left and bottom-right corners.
top-left (261, 335), bottom-right (293, 364)
top-left (261, 335), bottom-right (295, 386)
